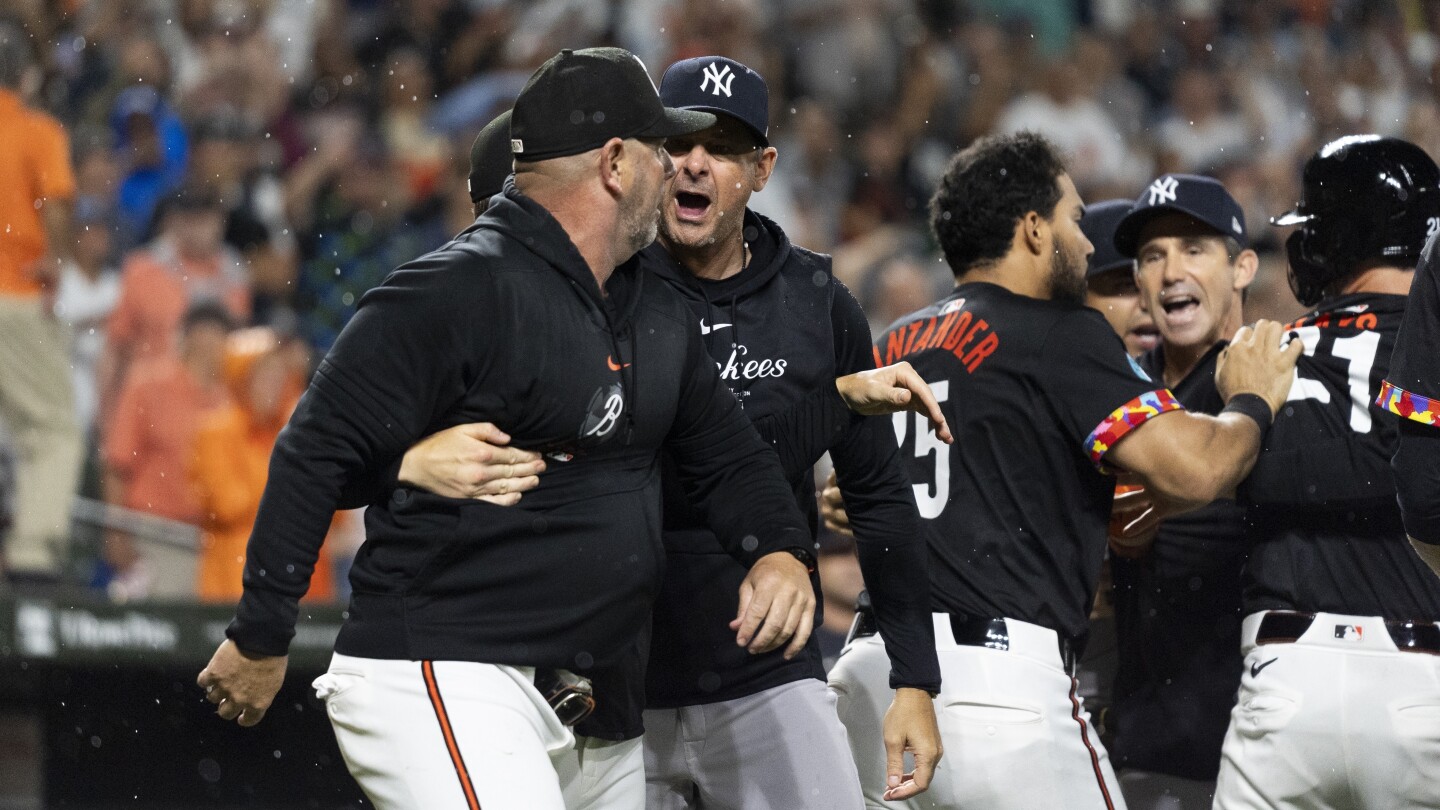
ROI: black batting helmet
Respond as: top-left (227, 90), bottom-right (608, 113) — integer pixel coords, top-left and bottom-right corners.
top-left (1274, 135), bottom-right (1440, 307)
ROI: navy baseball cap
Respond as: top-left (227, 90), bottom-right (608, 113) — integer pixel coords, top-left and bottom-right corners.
top-left (1113, 174), bottom-right (1247, 257)
top-left (659, 56), bottom-right (769, 146)
top-left (511, 48), bottom-right (715, 161)
top-left (1081, 199), bottom-right (1135, 278)
top-left (469, 109), bottom-right (513, 204)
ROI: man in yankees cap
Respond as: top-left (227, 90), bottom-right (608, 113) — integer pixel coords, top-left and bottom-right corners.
top-left (1105, 173), bottom-right (1257, 810)
top-left (638, 55), bottom-right (944, 807)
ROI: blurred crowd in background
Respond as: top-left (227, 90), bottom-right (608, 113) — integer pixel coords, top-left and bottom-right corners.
top-left (0, 0), bottom-right (1431, 638)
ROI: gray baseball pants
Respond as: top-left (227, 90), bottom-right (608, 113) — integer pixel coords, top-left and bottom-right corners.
top-left (643, 678), bottom-right (865, 809)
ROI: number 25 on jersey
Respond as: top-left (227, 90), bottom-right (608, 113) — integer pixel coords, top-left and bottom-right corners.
top-left (892, 379), bottom-right (949, 519)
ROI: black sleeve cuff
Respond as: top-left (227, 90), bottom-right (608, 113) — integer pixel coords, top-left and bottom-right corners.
top-left (226, 586), bottom-right (299, 656)
top-left (745, 528), bottom-right (814, 567)
top-left (854, 544), bottom-right (941, 693)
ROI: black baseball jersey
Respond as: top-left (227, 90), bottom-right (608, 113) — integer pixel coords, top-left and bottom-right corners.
top-left (1109, 342), bottom-right (1244, 781)
top-left (875, 282), bottom-right (1184, 642)
top-left (1379, 235), bottom-right (1440, 544)
top-left (1380, 236), bottom-right (1440, 427)
top-left (1242, 292), bottom-right (1440, 620)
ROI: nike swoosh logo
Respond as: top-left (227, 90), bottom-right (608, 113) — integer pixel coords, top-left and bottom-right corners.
top-left (699, 320), bottom-right (731, 335)
top-left (1250, 657), bottom-right (1278, 677)
top-left (606, 356), bottom-right (631, 371)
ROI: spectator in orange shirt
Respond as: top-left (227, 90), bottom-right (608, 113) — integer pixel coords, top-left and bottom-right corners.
top-left (0, 23), bottom-right (85, 583)
top-left (101, 302), bottom-right (232, 600)
top-left (98, 185), bottom-right (250, 427)
top-left (190, 327), bottom-right (333, 602)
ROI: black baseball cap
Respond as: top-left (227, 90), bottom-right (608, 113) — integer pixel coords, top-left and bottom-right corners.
top-left (510, 47), bottom-right (715, 161)
top-left (659, 56), bottom-right (769, 146)
top-left (1081, 199), bottom-right (1134, 278)
top-left (469, 109), bottom-right (513, 204)
top-left (1113, 173), bottom-right (1248, 257)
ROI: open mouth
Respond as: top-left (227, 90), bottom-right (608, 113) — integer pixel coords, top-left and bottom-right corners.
top-left (674, 190), bottom-right (712, 222)
top-left (1130, 323), bottom-right (1160, 351)
top-left (1160, 294), bottom-right (1200, 318)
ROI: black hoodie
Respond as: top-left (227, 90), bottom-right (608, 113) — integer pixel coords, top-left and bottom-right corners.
top-left (226, 186), bottom-right (810, 675)
top-left (643, 209), bottom-right (940, 707)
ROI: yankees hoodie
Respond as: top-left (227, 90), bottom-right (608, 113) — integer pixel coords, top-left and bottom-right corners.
top-left (643, 209), bottom-right (940, 706)
top-left (226, 184), bottom-right (810, 674)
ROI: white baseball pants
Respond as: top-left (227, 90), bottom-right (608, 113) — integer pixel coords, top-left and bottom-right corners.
top-left (1213, 611), bottom-right (1440, 810)
top-left (313, 653), bottom-right (644, 810)
top-left (829, 614), bottom-right (1126, 810)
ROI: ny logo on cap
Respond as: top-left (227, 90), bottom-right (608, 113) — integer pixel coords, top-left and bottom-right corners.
top-left (1148, 176), bottom-right (1179, 206)
top-left (700, 62), bottom-right (735, 98)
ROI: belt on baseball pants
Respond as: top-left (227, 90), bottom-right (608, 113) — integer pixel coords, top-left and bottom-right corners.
top-left (846, 592), bottom-right (1083, 674)
top-left (1256, 610), bottom-right (1440, 655)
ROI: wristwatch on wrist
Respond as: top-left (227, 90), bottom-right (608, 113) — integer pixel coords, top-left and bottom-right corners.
top-left (783, 546), bottom-right (817, 573)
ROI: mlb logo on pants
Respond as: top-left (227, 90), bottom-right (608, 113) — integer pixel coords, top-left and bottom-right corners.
top-left (1334, 624), bottom-right (1364, 641)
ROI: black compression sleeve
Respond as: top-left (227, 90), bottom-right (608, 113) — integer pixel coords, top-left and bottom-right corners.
top-left (829, 284), bottom-right (940, 692)
top-left (749, 383), bottom-right (852, 480)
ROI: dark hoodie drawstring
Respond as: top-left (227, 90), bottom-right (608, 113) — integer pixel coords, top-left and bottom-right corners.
top-left (567, 275), bottom-right (638, 446)
top-left (608, 271), bottom-right (643, 447)
top-left (620, 267), bottom-right (643, 445)
top-left (605, 324), bottom-right (636, 446)
top-left (727, 295), bottom-right (739, 349)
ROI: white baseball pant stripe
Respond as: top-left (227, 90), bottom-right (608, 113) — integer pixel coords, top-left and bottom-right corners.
top-left (1212, 611), bottom-right (1440, 810)
top-left (313, 653), bottom-right (644, 810)
top-left (828, 614), bottom-right (1126, 810)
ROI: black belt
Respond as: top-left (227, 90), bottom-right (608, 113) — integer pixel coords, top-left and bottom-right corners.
top-left (846, 592), bottom-right (1082, 674)
top-left (1257, 610), bottom-right (1440, 655)
top-left (846, 590), bottom-right (879, 642)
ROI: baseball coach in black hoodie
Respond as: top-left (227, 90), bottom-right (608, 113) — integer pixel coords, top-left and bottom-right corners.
top-left (197, 48), bottom-right (824, 810)
top-left (395, 57), bottom-right (950, 808)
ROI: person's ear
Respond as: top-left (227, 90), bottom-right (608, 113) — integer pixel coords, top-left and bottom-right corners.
top-left (599, 138), bottom-right (627, 198)
top-left (751, 147), bottom-right (778, 193)
top-left (1233, 248), bottom-right (1259, 291)
top-left (1021, 210), bottom-right (1048, 257)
